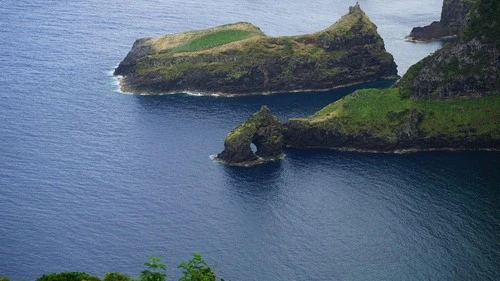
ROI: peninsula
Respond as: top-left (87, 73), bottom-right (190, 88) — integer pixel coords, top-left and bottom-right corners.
top-left (114, 4), bottom-right (398, 95)
top-left (217, 0), bottom-right (499, 165)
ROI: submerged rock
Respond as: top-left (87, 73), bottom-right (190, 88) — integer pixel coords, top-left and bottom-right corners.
top-left (115, 3), bottom-right (398, 95)
top-left (216, 106), bottom-right (284, 165)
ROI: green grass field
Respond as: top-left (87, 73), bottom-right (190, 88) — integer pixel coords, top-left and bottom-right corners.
top-left (168, 29), bottom-right (262, 55)
top-left (300, 88), bottom-right (500, 138)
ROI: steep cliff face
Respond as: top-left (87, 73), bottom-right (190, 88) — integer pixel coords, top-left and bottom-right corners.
top-left (216, 106), bottom-right (284, 165)
top-left (115, 4), bottom-right (398, 95)
top-left (407, 0), bottom-right (476, 41)
top-left (400, 0), bottom-right (499, 99)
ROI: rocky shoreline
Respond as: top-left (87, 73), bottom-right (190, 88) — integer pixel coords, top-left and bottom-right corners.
top-left (118, 76), bottom-right (397, 97)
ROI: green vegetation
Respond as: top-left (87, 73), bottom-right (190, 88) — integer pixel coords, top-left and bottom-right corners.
top-left (225, 106), bottom-right (281, 143)
top-left (140, 257), bottom-right (167, 281)
top-left (4, 254), bottom-right (226, 281)
top-left (463, 0), bottom-right (500, 46)
top-left (167, 30), bottom-right (262, 55)
top-left (319, 3), bottom-right (377, 38)
top-left (178, 253), bottom-right (220, 281)
top-left (104, 273), bottom-right (133, 281)
top-left (36, 272), bottom-right (101, 281)
top-left (295, 87), bottom-right (500, 139)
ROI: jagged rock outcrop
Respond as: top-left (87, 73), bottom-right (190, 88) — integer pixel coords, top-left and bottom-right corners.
top-left (115, 3), bottom-right (398, 95)
top-left (216, 106), bottom-right (284, 165)
top-left (406, 0), bottom-right (475, 41)
top-left (400, 0), bottom-right (499, 99)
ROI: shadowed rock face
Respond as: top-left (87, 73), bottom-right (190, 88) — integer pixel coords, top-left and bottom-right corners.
top-left (400, 0), bottom-right (500, 99)
top-left (406, 0), bottom-right (475, 41)
top-left (216, 106), bottom-right (284, 165)
top-left (115, 3), bottom-right (398, 95)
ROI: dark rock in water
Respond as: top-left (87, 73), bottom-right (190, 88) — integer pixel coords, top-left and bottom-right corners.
top-left (407, 21), bottom-right (451, 42)
top-left (216, 106), bottom-right (284, 165)
top-left (115, 3), bottom-right (398, 95)
top-left (406, 0), bottom-right (475, 42)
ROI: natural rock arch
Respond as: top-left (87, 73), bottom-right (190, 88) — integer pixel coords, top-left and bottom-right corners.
top-left (216, 106), bottom-right (284, 165)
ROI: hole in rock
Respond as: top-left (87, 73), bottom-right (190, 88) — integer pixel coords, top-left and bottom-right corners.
top-left (250, 143), bottom-right (257, 153)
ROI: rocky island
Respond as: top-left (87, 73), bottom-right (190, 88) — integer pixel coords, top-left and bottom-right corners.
top-left (114, 3), bottom-right (398, 95)
top-left (406, 0), bottom-right (475, 42)
top-left (217, 0), bottom-right (499, 165)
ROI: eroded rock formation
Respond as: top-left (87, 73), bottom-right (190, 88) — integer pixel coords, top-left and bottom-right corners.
top-left (216, 106), bottom-right (284, 165)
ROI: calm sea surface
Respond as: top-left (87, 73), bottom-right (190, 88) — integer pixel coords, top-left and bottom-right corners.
top-left (0, 1), bottom-right (499, 280)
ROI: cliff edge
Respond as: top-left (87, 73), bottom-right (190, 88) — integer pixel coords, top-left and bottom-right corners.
top-left (115, 3), bottom-right (398, 95)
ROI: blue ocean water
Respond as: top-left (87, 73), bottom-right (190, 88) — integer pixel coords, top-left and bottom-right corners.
top-left (0, 1), bottom-right (499, 280)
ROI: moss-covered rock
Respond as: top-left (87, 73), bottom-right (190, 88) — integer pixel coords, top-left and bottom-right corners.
top-left (283, 88), bottom-right (500, 152)
top-left (115, 3), bottom-right (398, 95)
top-left (216, 106), bottom-right (283, 165)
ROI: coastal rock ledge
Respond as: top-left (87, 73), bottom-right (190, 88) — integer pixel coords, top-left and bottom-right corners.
top-left (114, 3), bottom-right (398, 95)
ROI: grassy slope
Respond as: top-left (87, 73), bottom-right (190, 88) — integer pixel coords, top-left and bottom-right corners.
top-left (293, 88), bottom-right (500, 140)
top-left (225, 106), bottom-right (281, 143)
top-left (149, 22), bottom-right (265, 54)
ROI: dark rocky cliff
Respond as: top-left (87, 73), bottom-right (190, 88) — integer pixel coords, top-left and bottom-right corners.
top-left (115, 4), bottom-right (398, 95)
top-left (406, 0), bottom-right (476, 41)
top-left (400, 0), bottom-right (499, 99)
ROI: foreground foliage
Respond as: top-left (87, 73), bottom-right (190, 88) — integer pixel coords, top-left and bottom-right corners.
top-left (6, 253), bottom-right (226, 281)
